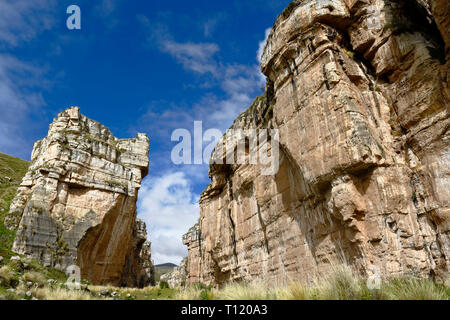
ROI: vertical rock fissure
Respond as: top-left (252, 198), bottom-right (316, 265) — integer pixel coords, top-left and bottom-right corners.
top-left (227, 208), bottom-right (238, 265)
top-left (257, 204), bottom-right (270, 254)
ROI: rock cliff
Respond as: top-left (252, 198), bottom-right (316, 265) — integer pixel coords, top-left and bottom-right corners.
top-left (185, 0), bottom-right (449, 286)
top-left (7, 107), bottom-right (153, 287)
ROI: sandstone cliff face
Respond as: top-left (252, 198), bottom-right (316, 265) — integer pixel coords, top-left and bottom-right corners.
top-left (186, 0), bottom-right (449, 286)
top-left (8, 107), bottom-right (153, 287)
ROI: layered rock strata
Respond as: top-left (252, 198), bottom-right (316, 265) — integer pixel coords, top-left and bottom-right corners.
top-left (185, 0), bottom-right (449, 286)
top-left (8, 107), bottom-right (153, 287)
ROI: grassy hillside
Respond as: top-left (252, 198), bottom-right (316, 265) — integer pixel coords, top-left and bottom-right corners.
top-left (154, 263), bottom-right (178, 282)
top-left (155, 263), bottom-right (178, 281)
top-left (0, 152), bottom-right (29, 256)
top-left (0, 152), bottom-right (29, 213)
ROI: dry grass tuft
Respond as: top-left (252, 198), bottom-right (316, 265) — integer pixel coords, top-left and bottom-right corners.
top-left (176, 264), bottom-right (450, 301)
top-left (33, 287), bottom-right (97, 300)
top-left (23, 271), bottom-right (45, 288)
top-left (0, 265), bottom-right (15, 287)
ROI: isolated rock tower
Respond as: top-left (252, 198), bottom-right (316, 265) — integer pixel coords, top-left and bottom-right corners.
top-left (8, 107), bottom-right (153, 287)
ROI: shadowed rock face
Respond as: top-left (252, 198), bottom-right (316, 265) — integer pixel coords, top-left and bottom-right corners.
top-left (9, 107), bottom-right (153, 287)
top-left (185, 0), bottom-right (449, 286)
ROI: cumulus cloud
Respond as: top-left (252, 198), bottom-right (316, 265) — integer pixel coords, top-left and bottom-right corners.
top-left (0, 0), bottom-right (56, 48)
top-left (257, 28), bottom-right (271, 64)
top-left (135, 15), bottom-right (272, 264)
top-left (162, 41), bottom-right (220, 75)
top-left (138, 172), bottom-right (199, 265)
top-left (203, 13), bottom-right (228, 38)
top-left (0, 0), bottom-right (56, 158)
top-left (256, 28), bottom-right (272, 85)
top-left (0, 55), bottom-right (48, 158)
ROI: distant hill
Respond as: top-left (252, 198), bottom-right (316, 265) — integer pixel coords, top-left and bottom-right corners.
top-left (154, 263), bottom-right (178, 282)
top-left (0, 152), bottom-right (29, 254)
top-left (155, 263), bottom-right (178, 268)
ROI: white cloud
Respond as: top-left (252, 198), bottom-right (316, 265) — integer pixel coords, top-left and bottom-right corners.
top-left (202, 13), bottom-right (228, 38)
top-left (0, 55), bottom-right (48, 158)
top-left (162, 41), bottom-right (220, 75)
top-left (0, 0), bottom-right (56, 47)
top-left (138, 172), bottom-right (199, 265)
top-left (0, 1), bottom-right (56, 158)
top-left (256, 28), bottom-right (272, 85)
top-left (135, 18), bottom-right (272, 265)
top-left (257, 28), bottom-right (272, 64)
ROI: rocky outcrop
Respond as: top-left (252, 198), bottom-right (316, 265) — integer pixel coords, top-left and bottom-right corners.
top-left (160, 258), bottom-right (187, 288)
top-left (121, 219), bottom-right (155, 288)
top-left (183, 223), bottom-right (201, 284)
top-left (185, 0), bottom-right (449, 286)
top-left (8, 107), bottom-right (153, 287)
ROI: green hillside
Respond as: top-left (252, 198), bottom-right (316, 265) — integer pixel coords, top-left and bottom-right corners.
top-left (154, 263), bottom-right (178, 282)
top-left (0, 152), bottom-right (29, 255)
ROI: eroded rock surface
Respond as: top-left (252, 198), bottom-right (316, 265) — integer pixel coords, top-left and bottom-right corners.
top-left (8, 107), bottom-right (153, 287)
top-left (160, 258), bottom-right (187, 288)
top-left (185, 0), bottom-right (449, 286)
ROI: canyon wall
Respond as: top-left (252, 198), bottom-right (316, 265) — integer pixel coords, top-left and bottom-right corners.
top-left (7, 107), bottom-right (153, 287)
top-left (185, 0), bottom-right (449, 286)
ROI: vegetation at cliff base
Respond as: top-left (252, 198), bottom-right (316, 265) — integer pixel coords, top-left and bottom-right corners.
top-left (154, 263), bottom-right (178, 282)
top-left (175, 266), bottom-right (450, 301)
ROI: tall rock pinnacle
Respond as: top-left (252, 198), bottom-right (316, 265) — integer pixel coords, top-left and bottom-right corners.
top-left (7, 106), bottom-right (153, 287)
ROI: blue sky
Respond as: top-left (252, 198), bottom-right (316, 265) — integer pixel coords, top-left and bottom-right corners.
top-left (0, 0), bottom-right (291, 264)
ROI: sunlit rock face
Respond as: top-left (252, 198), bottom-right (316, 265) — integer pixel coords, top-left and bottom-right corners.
top-left (160, 258), bottom-right (188, 288)
top-left (185, 0), bottom-right (449, 286)
top-left (9, 107), bottom-right (153, 287)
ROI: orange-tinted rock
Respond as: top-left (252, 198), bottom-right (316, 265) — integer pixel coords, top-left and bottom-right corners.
top-left (185, 0), bottom-right (449, 286)
top-left (9, 107), bottom-right (153, 287)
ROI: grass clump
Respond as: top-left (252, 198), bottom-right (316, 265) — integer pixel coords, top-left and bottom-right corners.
top-left (159, 280), bottom-right (169, 289)
top-left (215, 281), bottom-right (269, 300)
top-left (0, 152), bottom-right (29, 214)
top-left (88, 285), bottom-right (177, 300)
top-left (34, 287), bottom-right (96, 300)
top-left (382, 278), bottom-right (448, 300)
top-left (176, 265), bottom-right (450, 301)
top-left (105, 179), bottom-right (127, 189)
top-left (0, 266), bottom-right (16, 288)
top-left (23, 271), bottom-right (45, 288)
